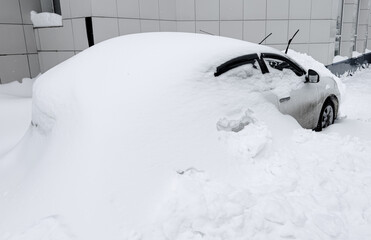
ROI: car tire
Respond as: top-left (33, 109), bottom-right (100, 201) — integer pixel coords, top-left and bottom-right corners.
top-left (315, 101), bottom-right (335, 132)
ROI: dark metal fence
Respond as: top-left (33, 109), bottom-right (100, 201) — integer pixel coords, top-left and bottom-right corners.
top-left (326, 52), bottom-right (371, 76)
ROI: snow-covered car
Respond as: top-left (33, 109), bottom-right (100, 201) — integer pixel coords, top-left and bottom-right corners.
top-left (214, 50), bottom-right (341, 131)
top-left (1, 33), bottom-right (345, 239)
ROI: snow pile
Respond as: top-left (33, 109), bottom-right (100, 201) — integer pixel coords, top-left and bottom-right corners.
top-left (333, 55), bottom-right (348, 63)
top-left (0, 78), bottom-right (33, 156)
top-left (30, 11), bottom-right (62, 28)
top-left (1, 33), bottom-right (370, 240)
top-left (0, 77), bottom-right (36, 98)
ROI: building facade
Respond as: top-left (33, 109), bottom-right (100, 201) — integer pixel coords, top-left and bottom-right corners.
top-left (1, 0), bottom-right (371, 84)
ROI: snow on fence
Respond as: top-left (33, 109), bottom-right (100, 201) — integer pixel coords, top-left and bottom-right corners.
top-left (326, 52), bottom-right (371, 77)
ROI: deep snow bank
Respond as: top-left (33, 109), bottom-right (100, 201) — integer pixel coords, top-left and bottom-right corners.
top-left (2, 33), bottom-right (369, 240)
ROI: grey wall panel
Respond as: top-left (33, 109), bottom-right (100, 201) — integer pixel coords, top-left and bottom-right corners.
top-left (117, 0), bottom-right (140, 18)
top-left (177, 21), bottom-right (196, 33)
top-left (243, 20), bottom-right (266, 43)
top-left (289, 0), bottom-right (311, 19)
top-left (92, 18), bottom-right (119, 44)
top-left (72, 19), bottom-right (89, 51)
top-left (0, 55), bottom-right (29, 83)
top-left (70, 0), bottom-right (92, 18)
top-left (176, 0), bottom-right (195, 20)
top-left (160, 21), bottom-right (177, 31)
top-left (0, 25), bottom-right (27, 54)
top-left (28, 54), bottom-right (40, 77)
top-left (119, 19), bottom-right (141, 35)
top-left (244, 0), bottom-right (266, 20)
top-left (38, 20), bottom-right (74, 51)
top-left (266, 0), bottom-right (289, 19)
top-left (195, 21), bottom-right (219, 35)
top-left (0, 0), bottom-right (22, 24)
top-left (19, 0), bottom-right (42, 24)
top-left (140, 19), bottom-right (160, 32)
top-left (24, 25), bottom-right (38, 53)
top-left (38, 51), bottom-right (74, 73)
top-left (195, 0), bottom-right (219, 20)
top-left (266, 20), bottom-right (288, 44)
top-left (91, 0), bottom-right (118, 17)
top-left (159, 0), bottom-right (176, 20)
top-left (220, 21), bottom-right (243, 39)
top-left (220, 0), bottom-right (243, 20)
top-left (139, 0), bottom-right (159, 19)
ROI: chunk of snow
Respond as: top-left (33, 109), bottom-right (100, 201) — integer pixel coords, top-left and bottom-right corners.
top-left (30, 11), bottom-right (62, 28)
top-left (333, 55), bottom-right (348, 63)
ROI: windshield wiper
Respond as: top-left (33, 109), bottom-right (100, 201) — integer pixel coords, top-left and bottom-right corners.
top-left (285, 29), bottom-right (299, 54)
top-left (259, 33), bottom-right (272, 44)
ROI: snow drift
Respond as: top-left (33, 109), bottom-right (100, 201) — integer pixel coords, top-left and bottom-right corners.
top-left (2, 33), bottom-right (370, 240)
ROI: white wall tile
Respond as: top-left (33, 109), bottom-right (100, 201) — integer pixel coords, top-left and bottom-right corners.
top-left (0, 55), bottom-right (29, 83)
top-left (159, 0), bottom-right (176, 20)
top-left (359, 9), bottom-right (369, 24)
top-left (60, 0), bottom-right (71, 18)
top-left (195, 0), bottom-right (219, 20)
top-left (196, 21), bottom-right (219, 35)
top-left (92, 0), bottom-right (118, 17)
top-left (160, 21), bottom-right (177, 31)
top-left (311, 0), bottom-right (332, 19)
top-left (38, 51), bottom-right (74, 73)
top-left (310, 20), bottom-right (331, 43)
top-left (28, 54), bottom-right (40, 78)
top-left (0, 25), bottom-right (27, 54)
top-left (341, 22), bottom-right (355, 41)
top-left (177, 21), bottom-right (196, 33)
top-left (267, 0), bottom-right (289, 19)
top-left (38, 20), bottom-right (74, 50)
top-left (290, 44), bottom-right (309, 54)
top-left (72, 19), bottom-right (89, 51)
top-left (288, 20), bottom-right (310, 44)
top-left (139, 0), bottom-right (159, 19)
top-left (117, 0), bottom-right (140, 18)
top-left (119, 19), bottom-right (141, 35)
top-left (244, 0), bottom-right (266, 20)
top-left (340, 41), bottom-right (353, 57)
top-left (343, 4), bottom-right (358, 23)
top-left (70, 0), bottom-right (92, 18)
top-left (356, 40), bottom-right (366, 52)
top-left (220, 21), bottom-right (243, 39)
top-left (92, 18), bottom-right (119, 44)
top-left (289, 0), bottom-right (311, 19)
top-left (266, 20), bottom-right (288, 44)
top-left (140, 20), bottom-right (160, 32)
top-left (23, 25), bottom-right (38, 53)
top-left (243, 20), bottom-right (266, 43)
top-left (360, 0), bottom-right (370, 9)
top-left (357, 24), bottom-right (368, 40)
top-left (176, 0), bottom-right (195, 20)
top-left (309, 43), bottom-right (330, 64)
top-left (20, 0), bottom-right (41, 24)
top-left (220, 0), bottom-right (243, 20)
top-left (0, 0), bottom-right (22, 23)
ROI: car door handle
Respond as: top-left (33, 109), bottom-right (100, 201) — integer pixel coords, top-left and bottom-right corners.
top-left (279, 97), bottom-right (291, 103)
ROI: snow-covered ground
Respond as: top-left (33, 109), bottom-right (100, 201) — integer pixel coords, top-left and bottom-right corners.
top-left (0, 34), bottom-right (371, 240)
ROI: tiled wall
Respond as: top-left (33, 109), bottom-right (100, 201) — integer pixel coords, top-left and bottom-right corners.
top-left (43, 0), bottom-right (341, 67)
top-left (3, 0), bottom-right (371, 82)
top-left (0, 0), bottom-right (41, 84)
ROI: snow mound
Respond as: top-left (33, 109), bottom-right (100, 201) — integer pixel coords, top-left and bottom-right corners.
top-left (0, 77), bottom-right (36, 98)
top-left (1, 33), bottom-right (370, 240)
top-left (30, 11), bottom-right (62, 28)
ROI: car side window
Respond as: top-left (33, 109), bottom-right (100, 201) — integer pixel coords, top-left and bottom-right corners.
top-left (263, 57), bottom-right (301, 76)
top-left (218, 59), bottom-right (262, 79)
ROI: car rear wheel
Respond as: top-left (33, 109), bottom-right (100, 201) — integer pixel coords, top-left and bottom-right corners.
top-left (315, 101), bottom-right (335, 132)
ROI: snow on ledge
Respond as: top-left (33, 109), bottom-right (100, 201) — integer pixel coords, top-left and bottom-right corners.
top-left (30, 11), bottom-right (62, 28)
